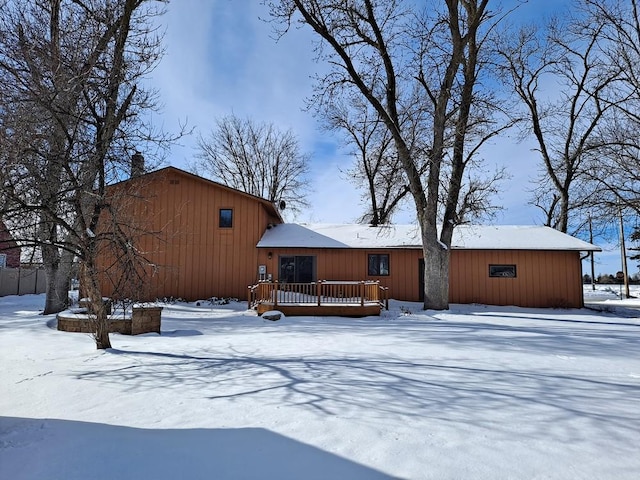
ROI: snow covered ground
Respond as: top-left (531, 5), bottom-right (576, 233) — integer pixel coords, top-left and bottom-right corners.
top-left (1, 290), bottom-right (639, 480)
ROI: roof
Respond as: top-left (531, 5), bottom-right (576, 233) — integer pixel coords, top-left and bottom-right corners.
top-left (257, 223), bottom-right (601, 252)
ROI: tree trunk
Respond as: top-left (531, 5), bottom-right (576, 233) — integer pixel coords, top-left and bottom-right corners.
top-left (94, 308), bottom-right (111, 350)
top-left (90, 294), bottom-right (111, 350)
top-left (422, 234), bottom-right (450, 311)
top-left (80, 261), bottom-right (112, 349)
top-left (42, 246), bottom-right (73, 314)
top-left (43, 267), bottom-right (69, 314)
top-left (558, 190), bottom-right (570, 233)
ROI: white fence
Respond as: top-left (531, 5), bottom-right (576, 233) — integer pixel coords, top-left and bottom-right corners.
top-left (0, 268), bottom-right (47, 296)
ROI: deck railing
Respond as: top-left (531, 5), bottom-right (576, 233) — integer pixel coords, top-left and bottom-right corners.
top-left (248, 280), bottom-right (389, 311)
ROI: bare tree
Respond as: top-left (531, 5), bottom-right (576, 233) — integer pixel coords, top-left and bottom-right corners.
top-left (267, 0), bottom-right (508, 309)
top-left (0, 0), bottom-right (173, 349)
top-left (630, 226), bottom-right (640, 268)
top-left (194, 114), bottom-right (311, 216)
top-left (497, 5), bottom-right (623, 233)
top-left (320, 94), bottom-right (414, 225)
top-left (580, 0), bottom-right (640, 219)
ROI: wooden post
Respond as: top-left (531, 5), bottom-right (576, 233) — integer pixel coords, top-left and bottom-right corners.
top-left (317, 280), bottom-right (322, 306)
top-left (360, 281), bottom-right (365, 306)
top-left (273, 281), bottom-right (278, 307)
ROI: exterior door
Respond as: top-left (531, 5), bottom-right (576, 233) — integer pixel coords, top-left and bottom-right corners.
top-left (279, 256), bottom-right (316, 283)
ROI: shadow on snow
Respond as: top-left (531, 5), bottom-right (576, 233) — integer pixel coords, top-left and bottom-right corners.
top-left (75, 345), bottom-right (640, 447)
top-left (0, 417), bottom-right (393, 480)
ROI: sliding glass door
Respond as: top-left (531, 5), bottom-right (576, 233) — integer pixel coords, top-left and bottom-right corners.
top-left (279, 256), bottom-right (316, 283)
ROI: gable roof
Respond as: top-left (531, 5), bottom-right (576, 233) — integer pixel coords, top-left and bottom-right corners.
top-left (110, 166), bottom-right (284, 222)
top-left (257, 223), bottom-right (601, 252)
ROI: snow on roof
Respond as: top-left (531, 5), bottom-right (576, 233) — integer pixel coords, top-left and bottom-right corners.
top-left (257, 223), bottom-right (601, 251)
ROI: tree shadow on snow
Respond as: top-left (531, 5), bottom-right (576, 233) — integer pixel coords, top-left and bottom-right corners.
top-left (0, 417), bottom-right (394, 480)
top-left (75, 347), bottom-right (640, 447)
top-left (403, 317), bottom-right (640, 359)
top-left (226, 310), bottom-right (640, 360)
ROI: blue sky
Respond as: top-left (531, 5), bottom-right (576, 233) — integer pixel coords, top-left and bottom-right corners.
top-left (146, 0), bottom-right (631, 277)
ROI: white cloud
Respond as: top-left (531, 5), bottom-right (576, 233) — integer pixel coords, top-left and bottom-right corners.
top-left (145, 1), bottom-right (623, 274)
top-left (149, 1), bottom-right (327, 167)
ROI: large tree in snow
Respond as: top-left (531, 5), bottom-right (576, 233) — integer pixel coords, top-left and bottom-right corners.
top-left (266, 0), bottom-right (509, 309)
top-left (0, 0), bottom-right (174, 348)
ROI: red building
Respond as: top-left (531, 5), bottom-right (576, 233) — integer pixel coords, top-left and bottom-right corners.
top-left (0, 221), bottom-right (21, 268)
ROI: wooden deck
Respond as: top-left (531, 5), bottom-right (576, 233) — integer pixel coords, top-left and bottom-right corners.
top-left (248, 280), bottom-right (389, 317)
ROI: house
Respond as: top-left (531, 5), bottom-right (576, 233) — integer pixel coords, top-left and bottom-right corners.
top-left (99, 167), bottom-right (600, 309)
top-left (98, 167), bottom-right (282, 301)
top-left (0, 221), bottom-right (21, 269)
top-left (256, 224), bottom-right (600, 308)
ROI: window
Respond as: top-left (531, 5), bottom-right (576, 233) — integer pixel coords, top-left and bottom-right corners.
top-left (489, 264), bottom-right (517, 278)
top-left (279, 256), bottom-right (316, 283)
top-left (0, 254), bottom-right (6, 268)
top-left (219, 208), bottom-right (233, 228)
top-left (368, 254), bottom-right (390, 276)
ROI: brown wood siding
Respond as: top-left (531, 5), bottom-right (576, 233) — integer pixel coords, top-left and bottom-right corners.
top-left (449, 250), bottom-right (583, 308)
top-left (100, 169), bottom-right (280, 301)
top-left (98, 171), bottom-right (584, 309)
top-left (257, 247), bottom-right (422, 301)
top-left (258, 248), bottom-right (584, 308)
top-left (257, 303), bottom-right (381, 317)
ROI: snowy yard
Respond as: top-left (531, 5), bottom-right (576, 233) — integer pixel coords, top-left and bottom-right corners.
top-left (1, 291), bottom-right (639, 480)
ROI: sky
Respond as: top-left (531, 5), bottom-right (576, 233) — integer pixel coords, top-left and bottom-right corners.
top-left (144, 0), bottom-right (632, 277)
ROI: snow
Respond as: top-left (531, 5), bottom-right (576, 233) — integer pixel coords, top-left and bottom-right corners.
top-left (257, 223), bottom-right (601, 251)
top-left (1, 290), bottom-right (639, 479)
top-left (259, 223), bottom-right (350, 248)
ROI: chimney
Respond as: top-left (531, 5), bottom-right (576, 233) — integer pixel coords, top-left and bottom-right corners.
top-left (131, 151), bottom-right (144, 178)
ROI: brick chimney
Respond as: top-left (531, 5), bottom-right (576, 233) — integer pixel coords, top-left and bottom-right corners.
top-left (131, 151), bottom-right (144, 178)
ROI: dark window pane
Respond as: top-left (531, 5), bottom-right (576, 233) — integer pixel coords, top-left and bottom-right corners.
top-left (379, 255), bottom-right (389, 275)
top-left (279, 255), bottom-right (316, 283)
top-left (280, 256), bottom-right (295, 283)
top-left (368, 254), bottom-right (390, 276)
top-left (489, 265), bottom-right (517, 278)
top-left (368, 254), bottom-right (378, 275)
top-left (296, 256), bottom-right (315, 283)
top-left (219, 209), bottom-right (233, 228)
